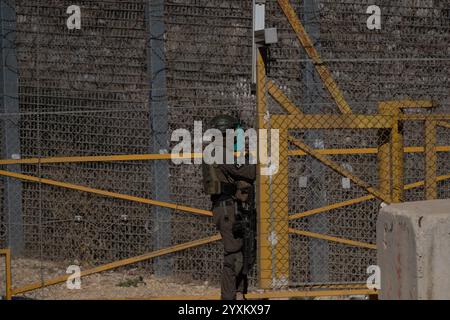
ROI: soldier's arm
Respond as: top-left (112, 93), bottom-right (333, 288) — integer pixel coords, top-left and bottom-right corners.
top-left (220, 164), bottom-right (256, 183)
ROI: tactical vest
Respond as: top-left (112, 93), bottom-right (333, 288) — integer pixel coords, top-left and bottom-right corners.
top-left (202, 163), bottom-right (237, 196)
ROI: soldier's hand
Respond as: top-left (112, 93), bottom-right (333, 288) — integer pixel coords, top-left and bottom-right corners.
top-left (232, 221), bottom-right (245, 238)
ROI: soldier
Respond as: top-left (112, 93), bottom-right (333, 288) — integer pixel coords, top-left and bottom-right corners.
top-left (202, 114), bottom-right (257, 300)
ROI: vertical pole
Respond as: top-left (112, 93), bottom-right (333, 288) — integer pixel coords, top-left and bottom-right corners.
top-left (0, 0), bottom-right (23, 255)
top-left (271, 127), bottom-right (290, 287)
top-left (146, 0), bottom-right (171, 276)
top-left (425, 120), bottom-right (437, 200)
top-left (256, 48), bottom-right (271, 289)
top-left (378, 133), bottom-right (391, 201)
top-left (378, 103), bottom-right (392, 202)
top-left (256, 49), bottom-right (289, 289)
top-left (391, 110), bottom-right (404, 203)
top-left (5, 249), bottom-right (12, 300)
top-left (378, 102), bottom-right (403, 203)
top-left (252, 0), bottom-right (265, 85)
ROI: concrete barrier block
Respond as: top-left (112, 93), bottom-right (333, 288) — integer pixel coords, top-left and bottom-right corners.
top-left (377, 199), bottom-right (450, 300)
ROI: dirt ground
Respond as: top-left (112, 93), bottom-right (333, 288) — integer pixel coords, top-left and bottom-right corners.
top-left (1, 258), bottom-right (219, 300)
top-left (1, 258), bottom-right (366, 300)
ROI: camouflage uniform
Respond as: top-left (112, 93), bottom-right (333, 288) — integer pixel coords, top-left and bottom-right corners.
top-left (202, 114), bottom-right (257, 300)
top-left (210, 161), bottom-right (256, 300)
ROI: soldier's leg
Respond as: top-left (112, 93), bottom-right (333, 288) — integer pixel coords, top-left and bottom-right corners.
top-left (221, 253), bottom-right (237, 300)
top-left (235, 252), bottom-right (247, 295)
top-left (221, 251), bottom-right (244, 300)
top-left (213, 201), bottom-right (243, 300)
top-left (212, 201), bottom-right (242, 254)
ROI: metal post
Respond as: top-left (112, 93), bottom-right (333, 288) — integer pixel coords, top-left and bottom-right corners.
top-left (378, 133), bottom-right (391, 201)
top-left (379, 100), bottom-right (433, 202)
top-left (272, 127), bottom-right (290, 287)
top-left (391, 111), bottom-right (404, 203)
top-left (256, 47), bottom-right (271, 289)
top-left (252, 0), bottom-right (265, 85)
top-left (5, 249), bottom-right (12, 300)
top-left (425, 120), bottom-right (437, 200)
top-left (378, 103), bottom-right (392, 203)
top-left (0, 0), bottom-right (23, 255)
top-left (146, 0), bottom-right (171, 277)
top-left (378, 102), bottom-right (404, 203)
top-left (256, 47), bottom-right (290, 289)
top-left (303, 0), bottom-right (329, 284)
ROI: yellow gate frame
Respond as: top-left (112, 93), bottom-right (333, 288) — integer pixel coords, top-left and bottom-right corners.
top-left (254, 0), bottom-right (450, 292)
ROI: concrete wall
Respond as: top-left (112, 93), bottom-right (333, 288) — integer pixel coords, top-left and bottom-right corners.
top-left (377, 200), bottom-right (450, 300)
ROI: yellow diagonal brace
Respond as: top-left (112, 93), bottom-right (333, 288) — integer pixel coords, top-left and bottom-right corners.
top-left (381, 100), bottom-right (436, 109)
top-left (277, 0), bottom-right (352, 114)
top-left (0, 169), bottom-right (212, 217)
top-left (289, 173), bottom-right (450, 220)
top-left (437, 121), bottom-right (450, 129)
top-left (289, 195), bottom-right (374, 220)
top-left (404, 174), bottom-right (450, 190)
top-left (289, 228), bottom-right (376, 250)
top-left (267, 80), bottom-right (302, 114)
top-left (0, 153), bottom-right (203, 166)
top-left (0, 152), bottom-right (251, 166)
top-left (289, 136), bottom-right (391, 203)
top-left (12, 234), bottom-right (221, 295)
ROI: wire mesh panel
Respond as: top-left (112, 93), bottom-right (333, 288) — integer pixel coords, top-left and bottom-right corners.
top-left (256, 0), bottom-right (450, 291)
top-left (165, 0), bottom-right (255, 284)
top-left (2, 0), bottom-right (158, 292)
top-left (0, 0), bottom-right (448, 299)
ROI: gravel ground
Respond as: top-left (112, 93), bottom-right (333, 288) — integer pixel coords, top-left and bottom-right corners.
top-left (1, 258), bottom-right (219, 300)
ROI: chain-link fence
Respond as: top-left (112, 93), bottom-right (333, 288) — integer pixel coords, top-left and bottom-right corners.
top-left (0, 0), bottom-right (449, 299)
top-left (252, 0), bottom-right (449, 291)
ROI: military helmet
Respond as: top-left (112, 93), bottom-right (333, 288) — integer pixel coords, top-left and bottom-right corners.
top-left (209, 114), bottom-right (239, 134)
